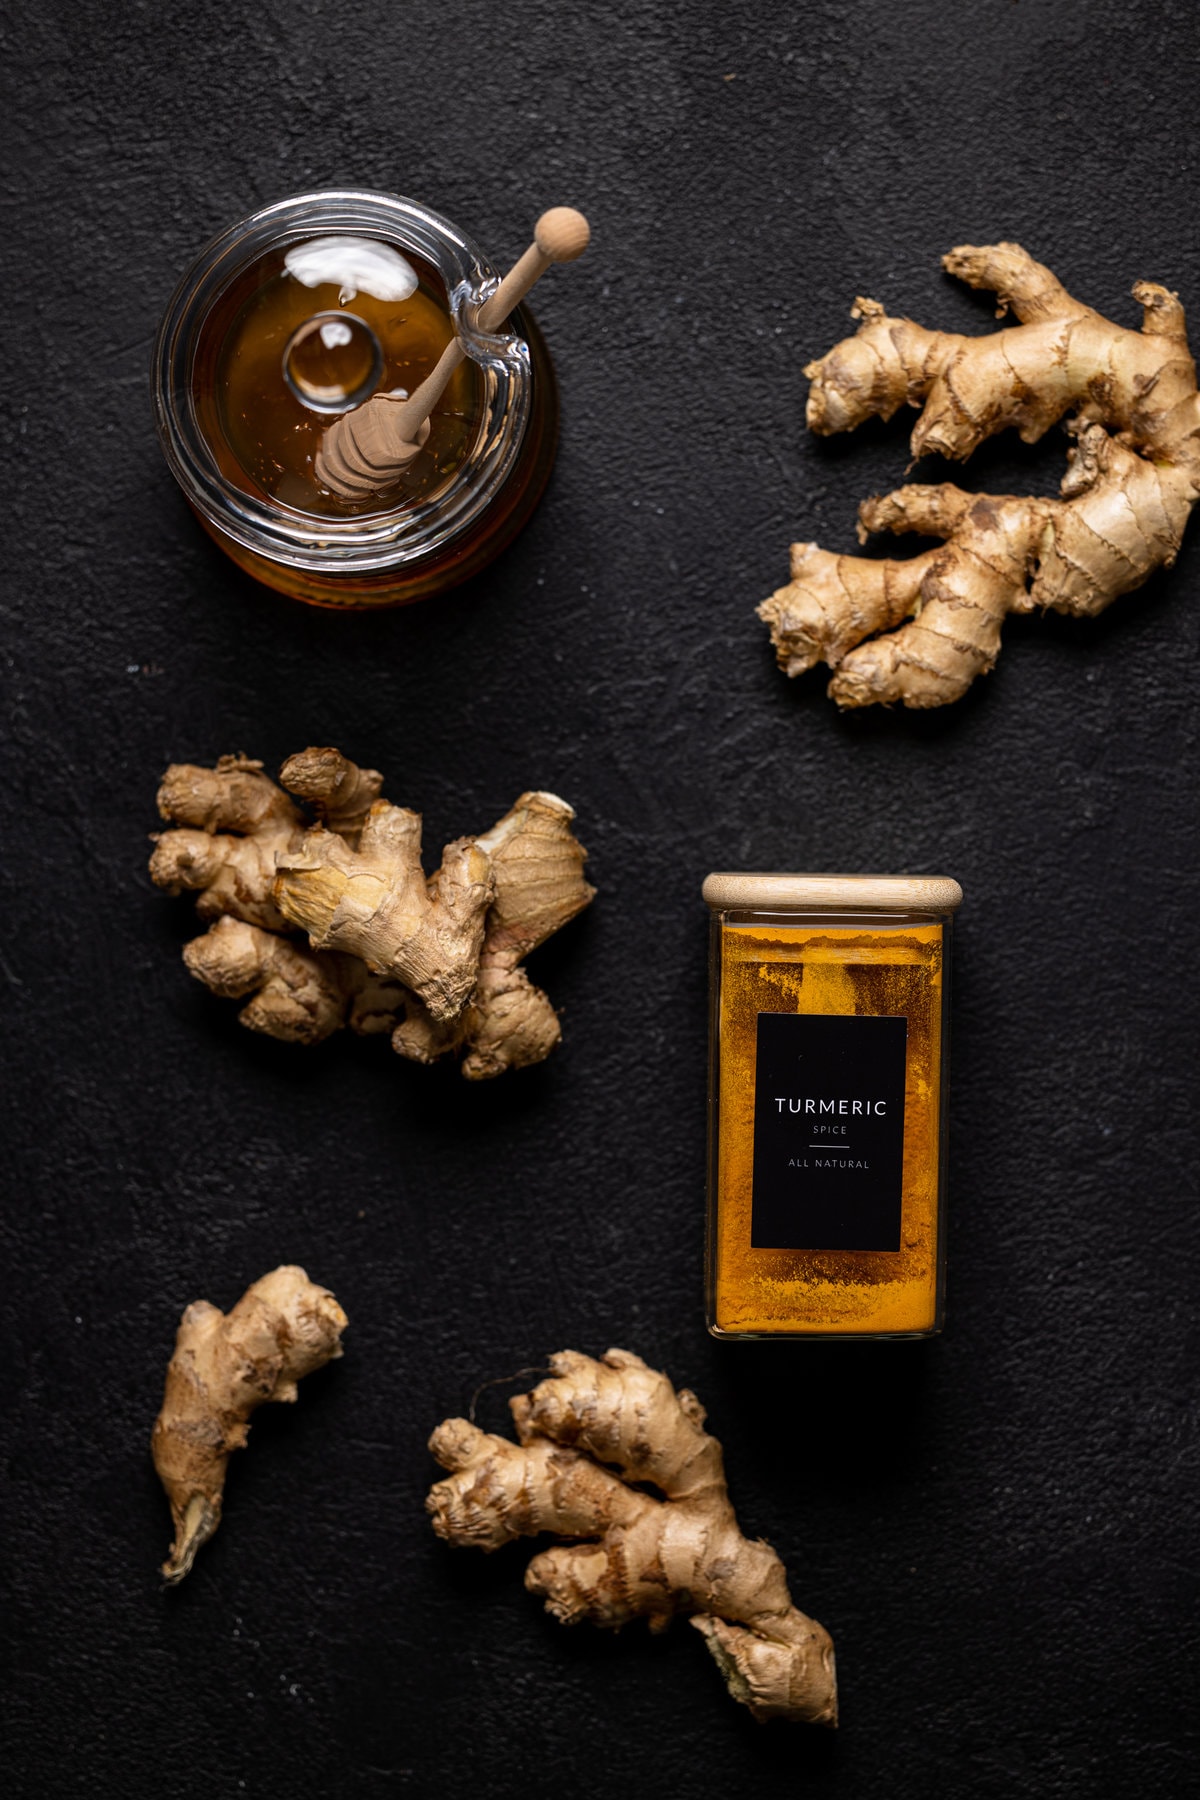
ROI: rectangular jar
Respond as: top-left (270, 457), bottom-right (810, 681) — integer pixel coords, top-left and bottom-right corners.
top-left (704, 873), bottom-right (962, 1339)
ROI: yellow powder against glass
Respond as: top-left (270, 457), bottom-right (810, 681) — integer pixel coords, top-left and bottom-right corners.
top-left (703, 875), bottom-right (961, 1339)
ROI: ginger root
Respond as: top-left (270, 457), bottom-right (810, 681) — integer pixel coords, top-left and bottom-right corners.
top-left (760, 243), bottom-right (1200, 707)
top-left (150, 749), bottom-right (594, 1078)
top-left (151, 1266), bottom-right (346, 1583)
top-left (427, 1349), bottom-right (837, 1725)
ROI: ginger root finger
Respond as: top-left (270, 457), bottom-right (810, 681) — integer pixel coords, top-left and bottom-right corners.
top-left (156, 754), bottom-right (301, 837)
top-left (427, 1349), bottom-right (836, 1726)
top-left (427, 1419), bottom-right (643, 1547)
top-left (150, 828), bottom-right (292, 930)
top-left (1034, 425), bottom-right (1195, 615)
top-left (766, 245), bottom-right (1200, 707)
top-left (473, 790), bottom-right (596, 959)
top-left (804, 297), bottom-right (951, 437)
top-left (459, 966), bottom-right (563, 1080)
top-left (758, 541), bottom-right (936, 676)
top-left (391, 964), bottom-right (562, 1079)
top-left (278, 746), bottom-right (383, 843)
top-left (183, 917), bottom-right (345, 1042)
top-left (151, 1266), bottom-right (346, 1584)
top-left (181, 917), bottom-right (407, 1044)
top-left (152, 755), bottom-right (304, 930)
top-left (692, 1614), bottom-right (837, 1727)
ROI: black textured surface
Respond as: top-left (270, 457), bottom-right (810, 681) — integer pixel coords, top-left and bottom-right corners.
top-left (4, 2), bottom-right (1198, 1795)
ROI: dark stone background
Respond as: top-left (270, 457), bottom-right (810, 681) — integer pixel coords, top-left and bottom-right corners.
top-left (4, 2), bottom-right (1197, 1794)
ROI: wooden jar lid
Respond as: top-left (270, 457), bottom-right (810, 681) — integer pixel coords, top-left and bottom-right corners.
top-left (701, 872), bottom-right (963, 913)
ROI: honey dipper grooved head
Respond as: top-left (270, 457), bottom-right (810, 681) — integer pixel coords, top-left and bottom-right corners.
top-left (534, 208), bottom-right (590, 262)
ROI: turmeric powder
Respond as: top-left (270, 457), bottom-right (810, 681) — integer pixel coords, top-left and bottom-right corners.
top-left (704, 876), bottom-right (960, 1337)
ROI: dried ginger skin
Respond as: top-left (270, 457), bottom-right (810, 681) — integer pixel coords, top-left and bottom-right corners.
top-left (760, 243), bottom-right (1200, 707)
top-left (150, 751), bottom-right (594, 1076)
top-left (427, 1349), bottom-right (836, 1726)
top-left (151, 1266), bottom-right (346, 1584)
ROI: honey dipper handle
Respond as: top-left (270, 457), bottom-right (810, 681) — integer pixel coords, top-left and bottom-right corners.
top-left (316, 207), bottom-right (590, 499)
top-left (381, 338), bottom-right (466, 451)
top-left (378, 210), bottom-right (589, 447)
top-left (477, 207), bottom-right (591, 332)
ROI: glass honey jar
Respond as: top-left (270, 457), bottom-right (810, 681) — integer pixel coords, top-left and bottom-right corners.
top-left (703, 873), bottom-right (963, 1339)
top-left (153, 190), bottom-right (559, 608)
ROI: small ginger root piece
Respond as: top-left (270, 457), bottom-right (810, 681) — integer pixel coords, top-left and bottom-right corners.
top-left (427, 1349), bottom-right (837, 1725)
top-left (151, 1266), bottom-right (346, 1584)
top-left (759, 244), bottom-right (1200, 706)
top-left (151, 749), bottom-right (594, 1076)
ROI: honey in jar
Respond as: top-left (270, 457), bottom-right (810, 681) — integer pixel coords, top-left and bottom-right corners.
top-left (154, 191), bottom-right (559, 608)
top-left (200, 236), bottom-right (484, 518)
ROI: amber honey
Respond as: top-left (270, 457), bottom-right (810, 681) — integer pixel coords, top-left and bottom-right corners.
top-left (193, 242), bottom-right (485, 519)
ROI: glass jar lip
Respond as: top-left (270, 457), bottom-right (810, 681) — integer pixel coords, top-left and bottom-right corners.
top-left (702, 873), bottom-right (964, 913)
top-left (152, 188), bottom-right (534, 574)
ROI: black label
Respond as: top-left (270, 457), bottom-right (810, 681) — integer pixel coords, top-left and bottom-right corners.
top-left (751, 1012), bottom-right (908, 1251)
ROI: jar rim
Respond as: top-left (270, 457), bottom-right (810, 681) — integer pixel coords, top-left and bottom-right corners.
top-left (152, 188), bottom-right (534, 574)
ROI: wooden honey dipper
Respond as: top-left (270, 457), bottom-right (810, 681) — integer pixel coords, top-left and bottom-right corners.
top-left (314, 206), bottom-right (590, 501)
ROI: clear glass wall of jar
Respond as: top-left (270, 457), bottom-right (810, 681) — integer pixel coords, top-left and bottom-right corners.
top-left (153, 191), bottom-right (559, 608)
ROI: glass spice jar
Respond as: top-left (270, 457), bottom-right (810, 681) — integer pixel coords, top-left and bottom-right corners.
top-left (703, 873), bottom-right (963, 1339)
top-left (153, 190), bottom-right (559, 608)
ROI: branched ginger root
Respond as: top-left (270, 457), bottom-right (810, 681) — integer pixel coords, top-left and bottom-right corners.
top-left (151, 1266), bottom-right (346, 1584)
top-left (759, 244), bottom-right (1200, 707)
top-left (427, 1349), bottom-right (837, 1725)
top-left (150, 749), bottom-right (594, 1076)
